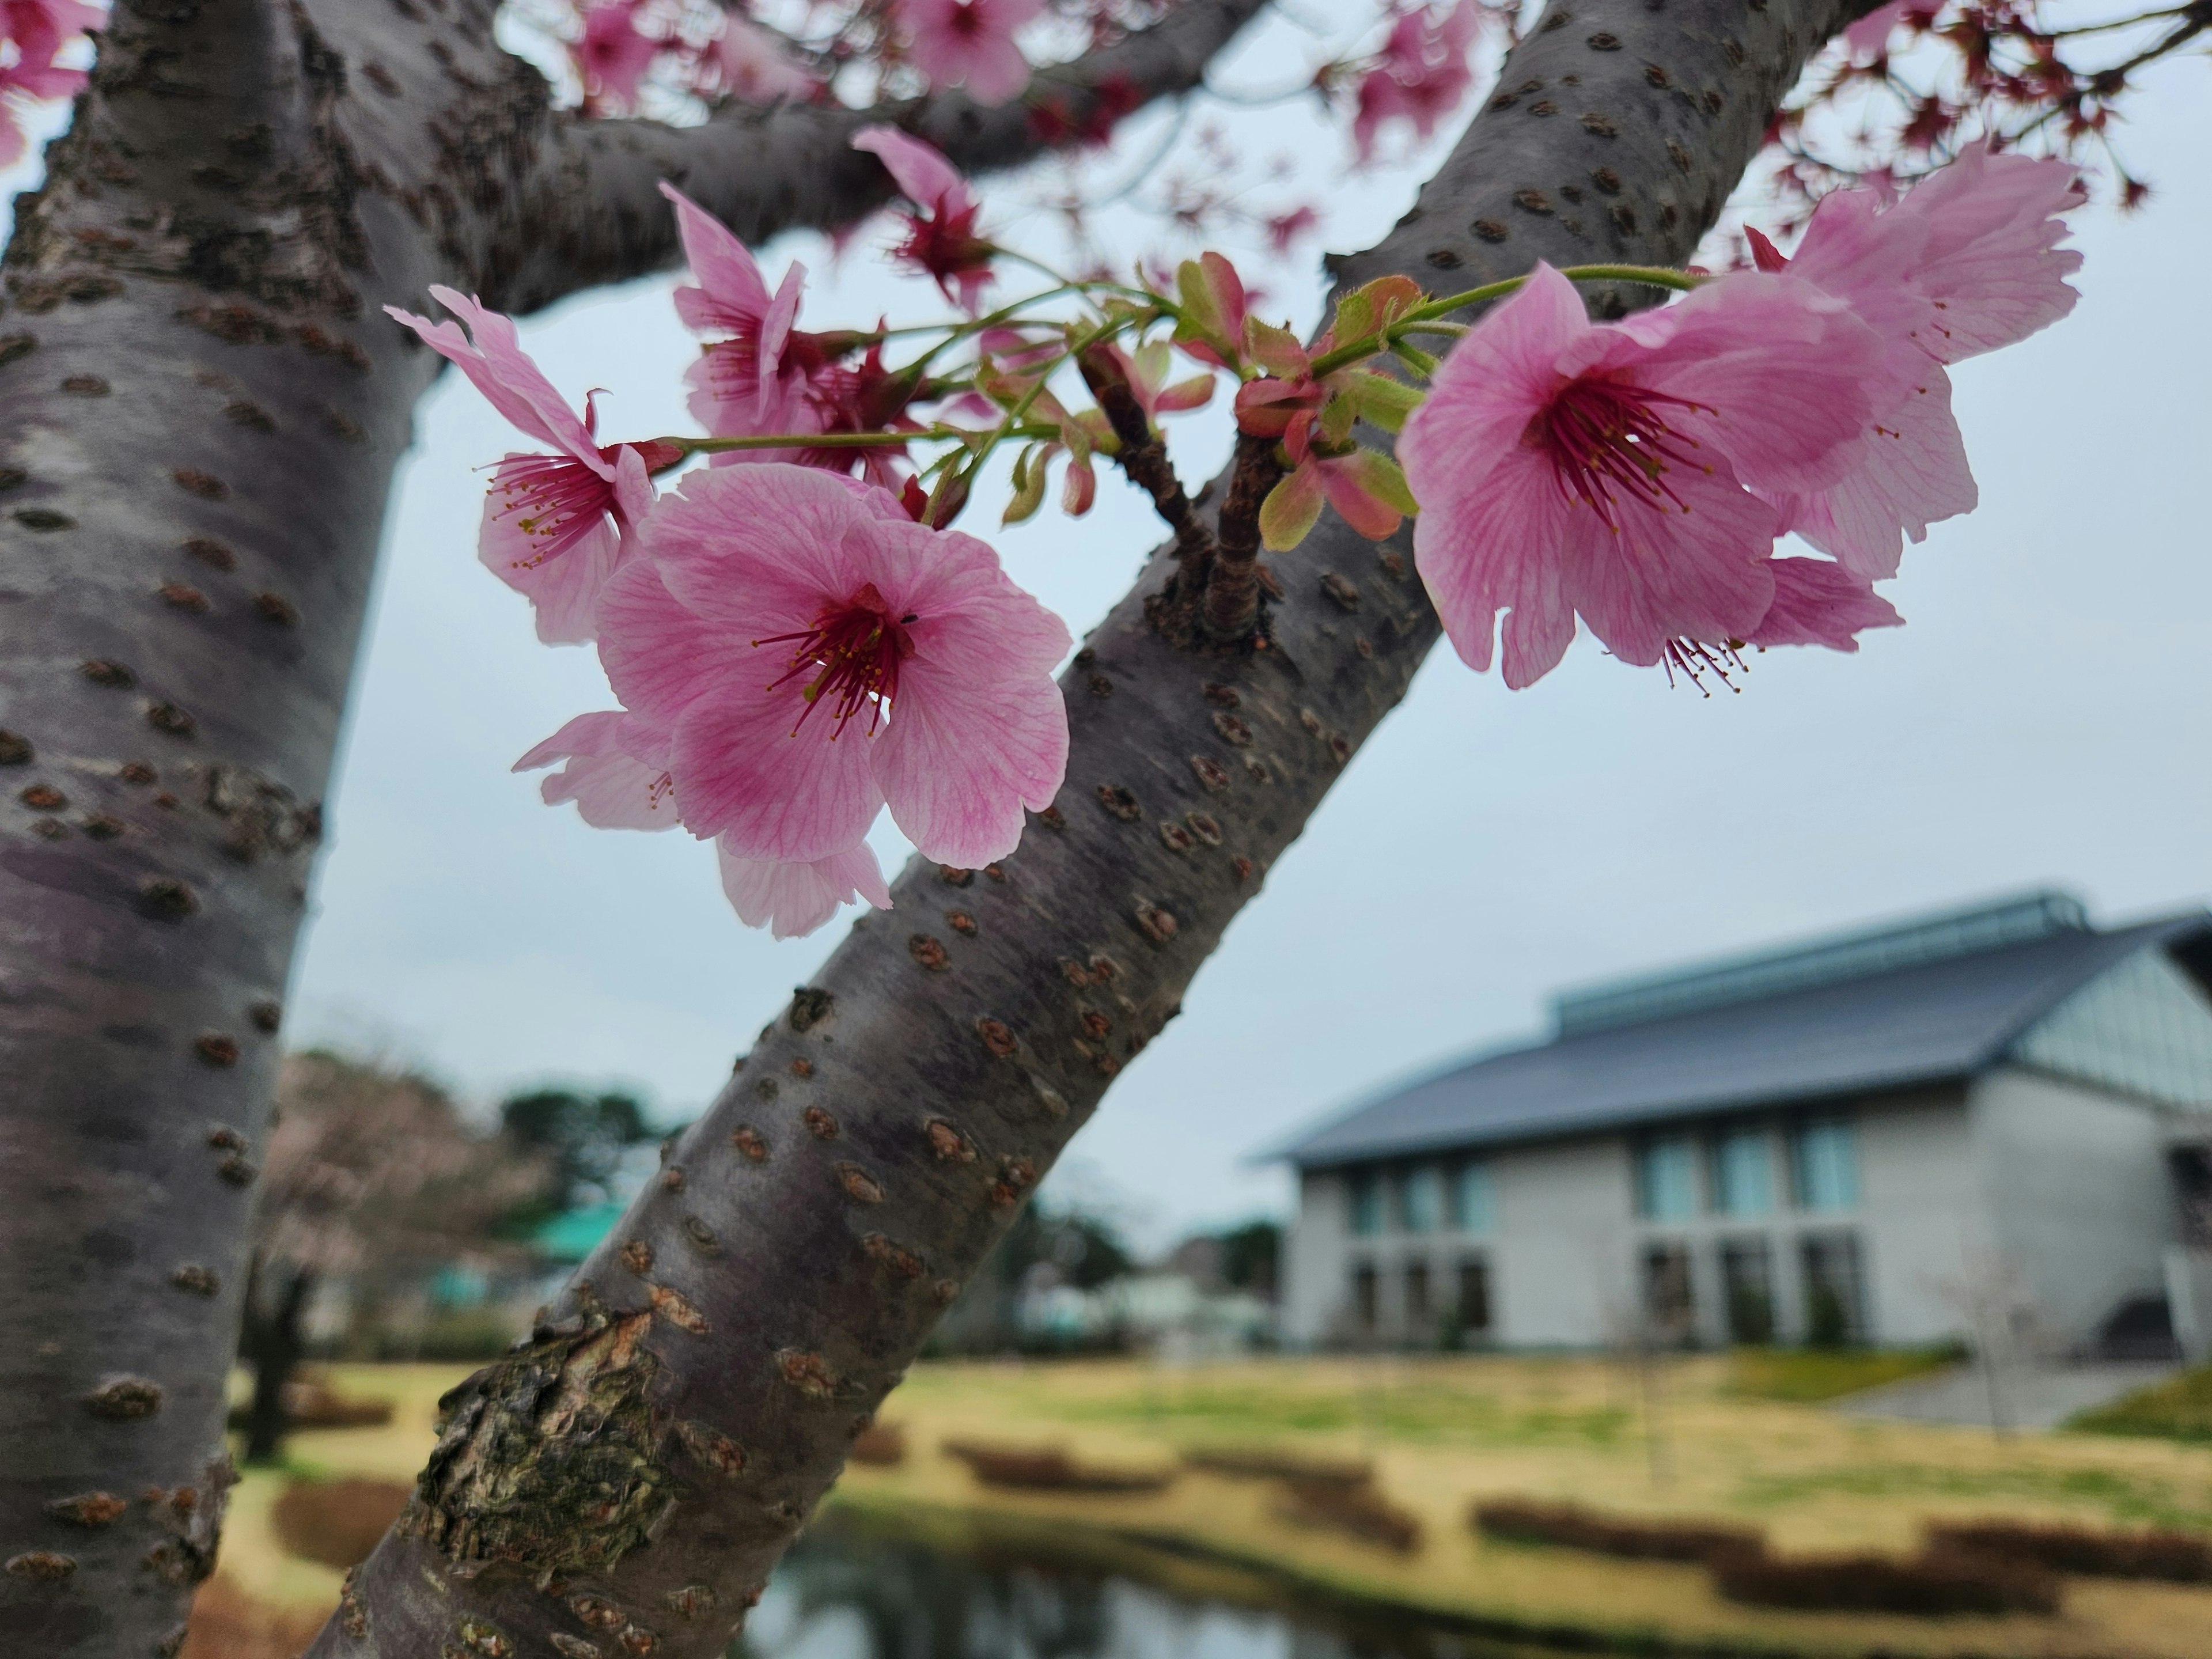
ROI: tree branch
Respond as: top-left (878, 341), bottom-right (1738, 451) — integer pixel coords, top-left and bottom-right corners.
top-left (312, 1), bottom-right (1880, 1654)
top-left (495, 0), bottom-right (1281, 314)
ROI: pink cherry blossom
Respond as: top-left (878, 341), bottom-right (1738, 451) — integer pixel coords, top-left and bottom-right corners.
top-left (852, 126), bottom-right (997, 313)
top-left (1744, 145), bottom-right (2081, 577)
top-left (575, 0), bottom-right (662, 111)
top-left (1744, 557), bottom-right (1902, 652)
top-left (0, 0), bottom-right (103, 165)
top-left (1352, 3), bottom-right (1480, 162)
top-left (597, 463), bottom-right (1070, 868)
top-left (516, 709), bottom-right (891, 937)
top-left (387, 287), bottom-right (674, 643)
top-left (1399, 263), bottom-right (1885, 688)
top-left (1841, 0), bottom-right (1911, 60)
top-left (898, 0), bottom-right (1041, 106)
top-left (704, 15), bottom-right (815, 105)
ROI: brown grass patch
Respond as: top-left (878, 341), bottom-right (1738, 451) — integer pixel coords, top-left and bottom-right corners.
top-left (182, 1577), bottom-right (331, 1659)
top-left (851, 1421), bottom-right (907, 1466)
top-left (1180, 1445), bottom-right (1374, 1487)
top-left (1275, 1476), bottom-right (1422, 1554)
top-left (941, 1438), bottom-right (1174, 1493)
top-left (1471, 1497), bottom-right (1763, 1563)
top-left (270, 1478), bottom-right (412, 1570)
top-left (227, 1371), bottom-right (394, 1433)
top-left (1711, 1546), bottom-right (2062, 1616)
top-left (1926, 1519), bottom-right (2212, 1582)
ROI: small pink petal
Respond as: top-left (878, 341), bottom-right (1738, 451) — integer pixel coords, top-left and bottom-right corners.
top-left (717, 839), bottom-right (893, 938)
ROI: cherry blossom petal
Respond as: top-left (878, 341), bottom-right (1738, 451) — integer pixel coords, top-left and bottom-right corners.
top-left (660, 181), bottom-right (774, 335)
top-left (1745, 558), bottom-right (1902, 651)
top-left (515, 711), bottom-right (680, 830)
top-left (717, 839), bottom-right (892, 938)
top-left (851, 124), bottom-right (969, 215)
top-left (670, 687), bottom-right (887, 861)
top-left (389, 287), bottom-right (604, 467)
top-left (478, 486), bottom-right (624, 645)
top-left (1889, 142), bottom-right (2084, 362)
top-left (1779, 368), bottom-right (1977, 579)
top-left (872, 663), bottom-right (1066, 866)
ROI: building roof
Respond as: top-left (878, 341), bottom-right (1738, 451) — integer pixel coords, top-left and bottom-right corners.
top-left (1277, 895), bottom-right (2212, 1170)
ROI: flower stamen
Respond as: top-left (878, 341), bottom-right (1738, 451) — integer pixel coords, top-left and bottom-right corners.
top-left (756, 583), bottom-right (916, 738)
top-left (1535, 378), bottom-right (1713, 529)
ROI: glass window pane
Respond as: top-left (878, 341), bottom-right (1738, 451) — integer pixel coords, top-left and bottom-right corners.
top-left (1792, 1122), bottom-right (1859, 1211)
top-left (1453, 1162), bottom-right (1495, 1233)
top-left (1403, 1166), bottom-right (1442, 1233)
top-left (1714, 1129), bottom-right (1773, 1217)
top-left (1349, 1170), bottom-right (1382, 1236)
top-left (1637, 1137), bottom-right (1698, 1221)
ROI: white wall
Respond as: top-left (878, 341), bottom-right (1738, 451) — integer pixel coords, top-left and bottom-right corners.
top-left (1282, 1169), bottom-right (1348, 1345)
top-left (1491, 1138), bottom-right (1637, 1346)
top-left (1853, 1088), bottom-right (1984, 1345)
top-left (1971, 1065), bottom-right (2179, 1350)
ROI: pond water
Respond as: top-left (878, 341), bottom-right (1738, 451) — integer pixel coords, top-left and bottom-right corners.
top-left (737, 1516), bottom-right (1578, 1659)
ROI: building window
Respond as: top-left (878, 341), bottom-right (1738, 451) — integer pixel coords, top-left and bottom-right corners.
top-left (1637, 1137), bottom-right (1699, 1222)
top-left (1800, 1232), bottom-right (1865, 1346)
top-left (1403, 1165), bottom-right (1443, 1233)
top-left (1405, 1261), bottom-right (1433, 1335)
top-left (1453, 1161), bottom-right (1495, 1233)
top-left (1791, 1121), bottom-right (1859, 1211)
top-left (1348, 1169), bottom-right (1384, 1236)
top-left (1351, 1264), bottom-right (1378, 1332)
top-left (1457, 1257), bottom-right (1492, 1336)
top-left (1719, 1238), bottom-right (1775, 1344)
top-left (1641, 1242), bottom-right (1695, 1342)
top-left (1711, 1128), bottom-right (1774, 1217)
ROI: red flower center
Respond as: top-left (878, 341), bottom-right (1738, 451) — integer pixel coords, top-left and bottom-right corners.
top-left (946, 1), bottom-right (986, 37)
top-left (488, 452), bottom-right (620, 568)
top-left (758, 584), bottom-right (917, 738)
top-left (1533, 377), bottom-right (1711, 529)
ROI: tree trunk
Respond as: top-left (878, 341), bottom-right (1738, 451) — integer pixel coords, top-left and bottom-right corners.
top-left (0, 1), bottom-right (1261, 1650)
top-left (298, 2), bottom-right (1875, 1656)
top-left (239, 1263), bottom-right (315, 1467)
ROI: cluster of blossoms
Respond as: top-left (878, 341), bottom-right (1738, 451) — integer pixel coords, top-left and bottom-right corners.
top-left (393, 127), bottom-right (2080, 937)
top-left (0, 0), bottom-right (103, 166)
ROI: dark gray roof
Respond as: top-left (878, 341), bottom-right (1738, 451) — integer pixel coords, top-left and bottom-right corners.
top-left (1278, 912), bottom-right (2211, 1169)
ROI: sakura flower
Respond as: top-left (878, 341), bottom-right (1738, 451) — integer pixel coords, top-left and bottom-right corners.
top-left (1265, 206), bottom-right (1321, 255)
top-left (1352, 3), bottom-right (1480, 162)
top-left (574, 0), bottom-right (661, 111)
top-left (0, 0), bottom-right (102, 165)
top-left (597, 463), bottom-right (1070, 868)
top-left (1840, 0), bottom-right (1912, 60)
top-left (516, 709), bottom-right (891, 937)
top-left (704, 14), bottom-right (815, 104)
top-left (387, 286), bottom-right (676, 643)
top-left (1744, 144), bottom-right (2082, 577)
top-left (852, 126), bottom-right (996, 313)
top-left (1398, 263), bottom-right (1885, 688)
top-left (660, 181), bottom-right (829, 454)
top-left (1743, 558), bottom-right (1902, 652)
top-left (898, 0), bottom-right (1041, 106)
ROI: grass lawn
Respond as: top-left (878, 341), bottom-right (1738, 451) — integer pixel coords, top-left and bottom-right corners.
top-left (2071, 1363), bottom-right (2212, 1445)
top-left (213, 1354), bottom-right (2212, 1658)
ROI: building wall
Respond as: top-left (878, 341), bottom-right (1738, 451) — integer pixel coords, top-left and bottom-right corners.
top-left (1971, 1064), bottom-right (2181, 1350)
top-left (1491, 1138), bottom-right (1637, 1346)
top-left (1851, 1089), bottom-right (1984, 1345)
top-left (1282, 1169), bottom-right (1349, 1344)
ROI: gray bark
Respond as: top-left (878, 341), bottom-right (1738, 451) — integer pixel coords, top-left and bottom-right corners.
top-left (0, 1), bottom-right (1268, 1652)
top-left (302, 1), bottom-right (1876, 1656)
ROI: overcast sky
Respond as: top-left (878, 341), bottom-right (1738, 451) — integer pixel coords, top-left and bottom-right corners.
top-left (17, 33), bottom-right (2205, 1253)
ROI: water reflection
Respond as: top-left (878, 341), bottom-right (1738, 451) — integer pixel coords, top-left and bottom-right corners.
top-left (737, 1515), bottom-right (1571, 1659)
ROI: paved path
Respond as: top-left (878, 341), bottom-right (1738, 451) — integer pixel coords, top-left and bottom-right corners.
top-left (1835, 1359), bottom-right (2178, 1431)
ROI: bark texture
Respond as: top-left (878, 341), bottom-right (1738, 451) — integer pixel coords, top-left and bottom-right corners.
top-left (0, 1), bottom-right (1264, 1652)
top-left (306, 1), bottom-right (1874, 1656)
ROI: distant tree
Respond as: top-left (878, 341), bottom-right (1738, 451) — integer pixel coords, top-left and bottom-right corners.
top-left (1217, 1220), bottom-right (1281, 1299)
top-left (239, 1054), bottom-right (550, 1464)
top-left (497, 1087), bottom-right (656, 1223)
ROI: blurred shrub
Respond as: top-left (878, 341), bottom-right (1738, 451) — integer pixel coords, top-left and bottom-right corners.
top-left (2069, 1364), bottom-right (2212, 1444)
top-left (850, 1421), bottom-right (907, 1465)
top-left (226, 1369), bottom-right (392, 1433)
top-left (1472, 1498), bottom-right (1762, 1563)
top-left (1711, 1545), bottom-right (2061, 1616)
top-left (1181, 1445), bottom-right (1373, 1487)
top-left (271, 1478), bottom-right (413, 1570)
top-left (1926, 1520), bottom-right (2212, 1582)
top-left (181, 1577), bottom-right (331, 1659)
top-left (1276, 1477), bottom-right (1422, 1554)
top-left (1726, 1346), bottom-right (1961, 1403)
top-left (942, 1438), bottom-right (1174, 1493)
top-left (378, 1311), bottom-right (527, 1362)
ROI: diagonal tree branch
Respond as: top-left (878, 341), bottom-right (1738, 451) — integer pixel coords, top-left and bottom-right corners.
top-left (312, 1), bottom-right (1881, 1654)
top-left (495, 0), bottom-right (1281, 313)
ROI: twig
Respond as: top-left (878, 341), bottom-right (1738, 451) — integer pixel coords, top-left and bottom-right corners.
top-left (1076, 349), bottom-right (1214, 574)
top-left (1200, 430), bottom-right (1287, 642)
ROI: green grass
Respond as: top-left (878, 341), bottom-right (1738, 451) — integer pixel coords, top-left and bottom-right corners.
top-left (1724, 1347), bottom-right (1959, 1404)
top-left (2070, 1364), bottom-right (2212, 1445)
top-left (1731, 1460), bottom-right (2212, 1531)
top-left (1058, 1379), bottom-right (1631, 1448)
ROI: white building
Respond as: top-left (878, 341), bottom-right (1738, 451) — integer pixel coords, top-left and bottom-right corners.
top-left (1274, 893), bottom-right (2212, 1357)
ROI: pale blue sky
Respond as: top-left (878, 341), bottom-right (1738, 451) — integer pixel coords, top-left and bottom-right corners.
top-left (11, 35), bottom-right (2206, 1251)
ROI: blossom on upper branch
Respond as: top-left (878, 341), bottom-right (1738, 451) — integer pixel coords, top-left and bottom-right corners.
top-left (1744, 143), bottom-right (2083, 578)
top-left (661, 182), bottom-right (830, 449)
top-left (386, 287), bottom-right (677, 644)
top-left (898, 0), bottom-right (1041, 107)
top-left (596, 464), bottom-right (1070, 870)
top-left (1398, 263), bottom-right (1887, 688)
top-left (516, 709), bottom-right (892, 938)
top-left (704, 15), bottom-right (816, 104)
top-left (1351, 3), bottom-right (1481, 162)
top-left (574, 0), bottom-right (662, 111)
top-left (0, 0), bottom-right (104, 166)
top-left (853, 126), bottom-right (997, 313)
